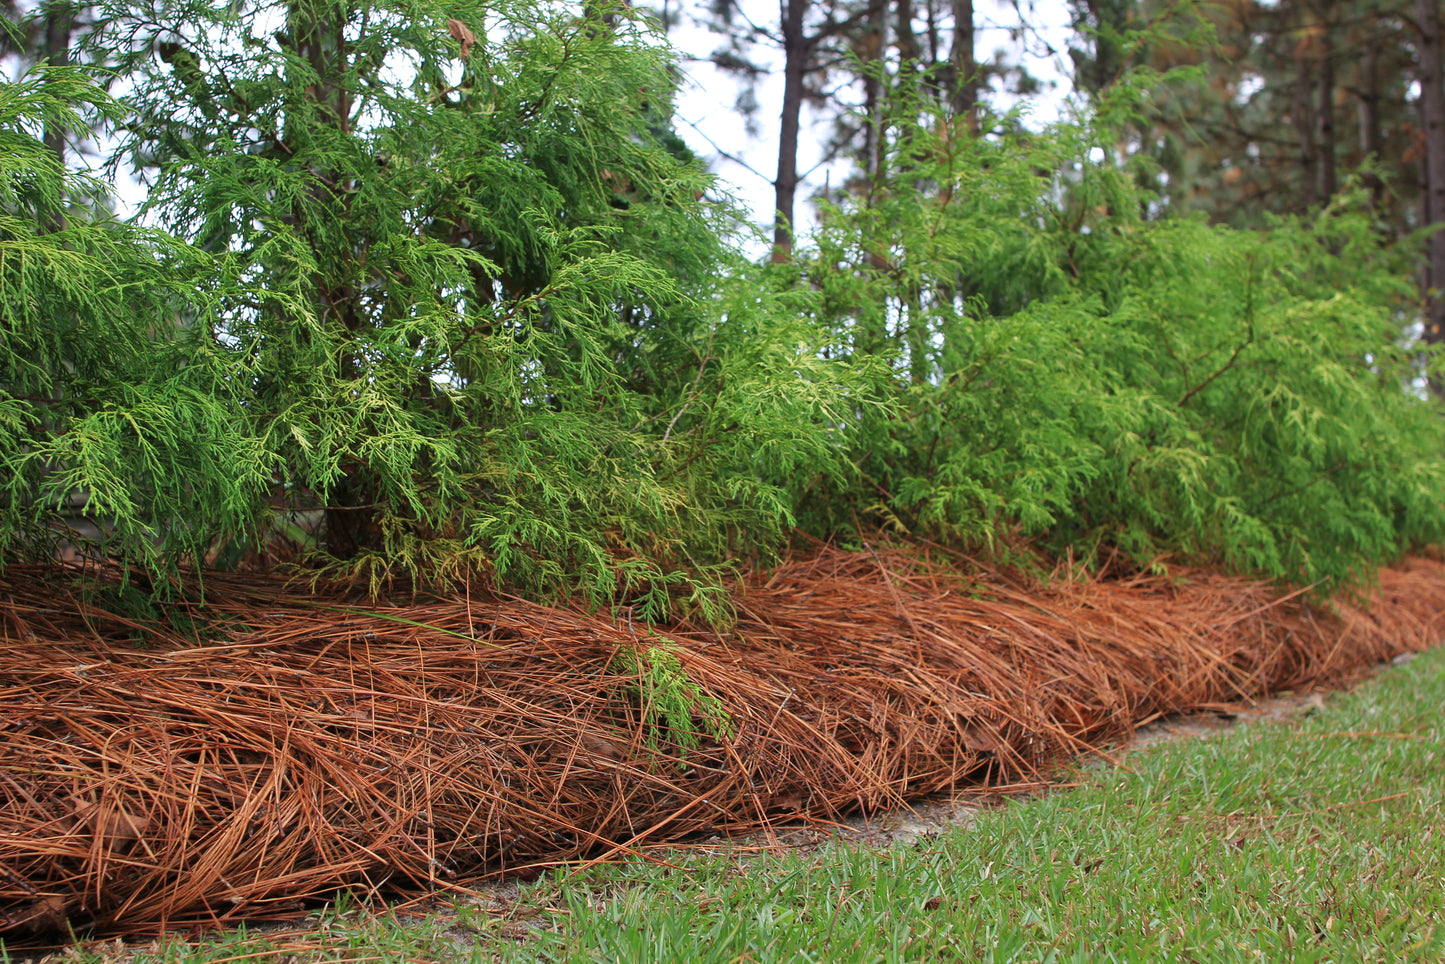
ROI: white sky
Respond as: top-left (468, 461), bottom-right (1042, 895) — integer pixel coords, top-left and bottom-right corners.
top-left (666, 0), bottom-right (1077, 241)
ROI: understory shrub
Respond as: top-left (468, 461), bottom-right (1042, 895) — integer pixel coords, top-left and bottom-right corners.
top-left (3, 25), bottom-right (1441, 614)
top-left (791, 89), bottom-right (1445, 590)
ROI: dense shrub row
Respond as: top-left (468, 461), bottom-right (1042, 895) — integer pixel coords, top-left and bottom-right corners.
top-left (2, 2), bottom-right (1441, 617)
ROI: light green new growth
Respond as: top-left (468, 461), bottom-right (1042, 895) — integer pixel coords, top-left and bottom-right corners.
top-left (611, 637), bottom-right (734, 754)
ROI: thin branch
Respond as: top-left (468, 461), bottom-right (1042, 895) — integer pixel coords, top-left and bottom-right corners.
top-left (676, 114), bottom-right (775, 185)
top-left (662, 335), bottom-right (715, 444)
top-left (1176, 336), bottom-right (1251, 408)
top-left (1179, 256), bottom-right (1257, 409)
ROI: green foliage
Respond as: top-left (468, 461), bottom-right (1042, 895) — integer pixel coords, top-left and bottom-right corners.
top-left (796, 88), bottom-right (1445, 589)
top-left (1, 0), bottom-right (860, 618)
top-left (611, 637), bottom-right (734, 754)
top-left (3, 7), bottom-right (1442, 612)
top-left (97, 0), bottom-right (859, 616)
top-left (0, 70), bottom-right (275, 583)
top-left (1080, 0), bottom-right (1425, 234)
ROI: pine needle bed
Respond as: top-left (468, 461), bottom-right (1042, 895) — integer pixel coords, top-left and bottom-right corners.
top-left (3, 548), bottom-right (1444, 941)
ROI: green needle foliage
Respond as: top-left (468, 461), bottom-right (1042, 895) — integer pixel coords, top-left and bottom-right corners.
top-left (2, 1), bottom-right (859, 617)
top-left (611, 636), bottom-right (735, 755)
top-left (796, 79), bottom-right (1445, 590)
top-left (0, 70), bottom-right (275, 583)
top-left (100, 0), bottom-right (861, 615)
top-left (2, 16), bottom-right (1443, 612)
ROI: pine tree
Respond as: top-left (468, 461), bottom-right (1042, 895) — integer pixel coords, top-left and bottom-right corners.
top-left (1413, 0), bottom-right (1445, 386)
top-left (694, 0), bottom-right (876, 260)
top-left (1071, 0), bottom-right (1423, 232)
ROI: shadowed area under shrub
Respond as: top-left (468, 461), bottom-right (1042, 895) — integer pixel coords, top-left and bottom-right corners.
top-left (3, 548), bottom-right (1444, 941)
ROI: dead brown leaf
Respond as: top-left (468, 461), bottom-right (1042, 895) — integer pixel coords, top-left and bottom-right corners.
top-left (447, 19), bottom-right (476, 59)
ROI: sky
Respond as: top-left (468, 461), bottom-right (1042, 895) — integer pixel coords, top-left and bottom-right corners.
top-left (664, 0), bottom-right (1077, 240)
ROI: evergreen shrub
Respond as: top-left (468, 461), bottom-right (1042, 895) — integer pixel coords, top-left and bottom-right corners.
top-left (3, 15), bottom-right (1442, 613)
top-left (793, 96), bottom-right (1445, 590)
top-left (2, 1), bottom-right (862, 619)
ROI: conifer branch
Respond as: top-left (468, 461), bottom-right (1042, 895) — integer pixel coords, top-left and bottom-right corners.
top-left (1175, 331), bottom-right (1253, 409)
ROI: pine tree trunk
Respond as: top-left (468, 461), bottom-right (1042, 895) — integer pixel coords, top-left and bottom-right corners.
top-left (1414, 0), bottom-right (1445, 392)
top-left (949, 0), bottom-right (978, 133)
top-left (895, 0), bottom-right (920, 63)
top-left (41, 0), bottom-right (72, 234)
top-left (859, 0), bottom-right (890, 355)
top-left (862, 0), bottom-right (888, 187)
top-left (771, 0), bottom-right (807, 262)
top-left (1291, 38), bottom-right (1319, 209)
top-left (1356, 42), bottom-right (1383, 208)
top-left (1315, 3), bottom-right (1337, 203)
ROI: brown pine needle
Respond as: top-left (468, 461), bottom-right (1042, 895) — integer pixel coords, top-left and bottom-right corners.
top-left (3, 550), bottom-right (1444, 941)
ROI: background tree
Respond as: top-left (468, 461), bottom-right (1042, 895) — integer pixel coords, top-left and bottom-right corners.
top-left (1067, 0), bottom-right (1430, 236)
top-left (1414, 0), bottom-right (1445, 385)
top-left (693, 0), bottom-right (1015, 260)
top-left (697, 0), bottom-right (873, 260)
top-left (1058, 0), bottom-right (1445, 395)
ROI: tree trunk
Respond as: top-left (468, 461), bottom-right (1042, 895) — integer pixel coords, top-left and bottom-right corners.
top-left (861, 0), bottom-right (888, 188)
top-left (895, 0), bottom-right (920, 63)
top-left (924, 0), bottom-right (940, 66)
top-left (857, 0), bottom-right (890, 355)
top-left (41, 0), bottom-right (72, 233)
top-left (1315, 3), bottom-right (1337, 203)
top-left (949, 0), bottom-right (978, 132)
top-left (1414, 0), bottom-right (1445, 390)
top-left (291, 0), bottom-right (351, 135)
top-left (771, 0), bottom-right (808, 262)
top-left (1291, 41), bottom-right (1319, 209)
top-left (1356, 41), bottom-right (1383, 209)
top-left (894, 0), bottom-right (924, 114)
top-left (286, 0), bottom-right (376, 554)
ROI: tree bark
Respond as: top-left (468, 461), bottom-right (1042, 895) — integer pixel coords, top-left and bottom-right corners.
top-left (286, 0), bottom-right (376, 554)
top-left (291, 0), bottom-right (351, 135)
top-left (771, 0), bottom-right (808, 262)
top-left (1414, 0), bottom-right (1445, 390)
top-left (1291, 44), bottom-right (1319, 209)
top-left (1356, 41), bottom-right (1383, 208)
top-left (861, 0), bottom-right (888, 188)
top-left (1315, 2), bottom-right (1337, 203)
top-left (41, 0), bottom-right (72, 233)
top-left (857, 0), bottom-right (890, 355)
top-left (949, 0), bottom-right (978, 132)
top-left (895, 0), bottom-right (920, 63)
top-left (894, 0), bottom-right (925, 112)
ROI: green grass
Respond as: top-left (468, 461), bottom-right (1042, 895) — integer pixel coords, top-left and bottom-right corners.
top-left (20, 648), bottom-right (1445, 964)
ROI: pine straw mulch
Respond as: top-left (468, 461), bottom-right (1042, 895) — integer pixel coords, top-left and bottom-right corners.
top-left (3, 546), bottom-right (1445, 944)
